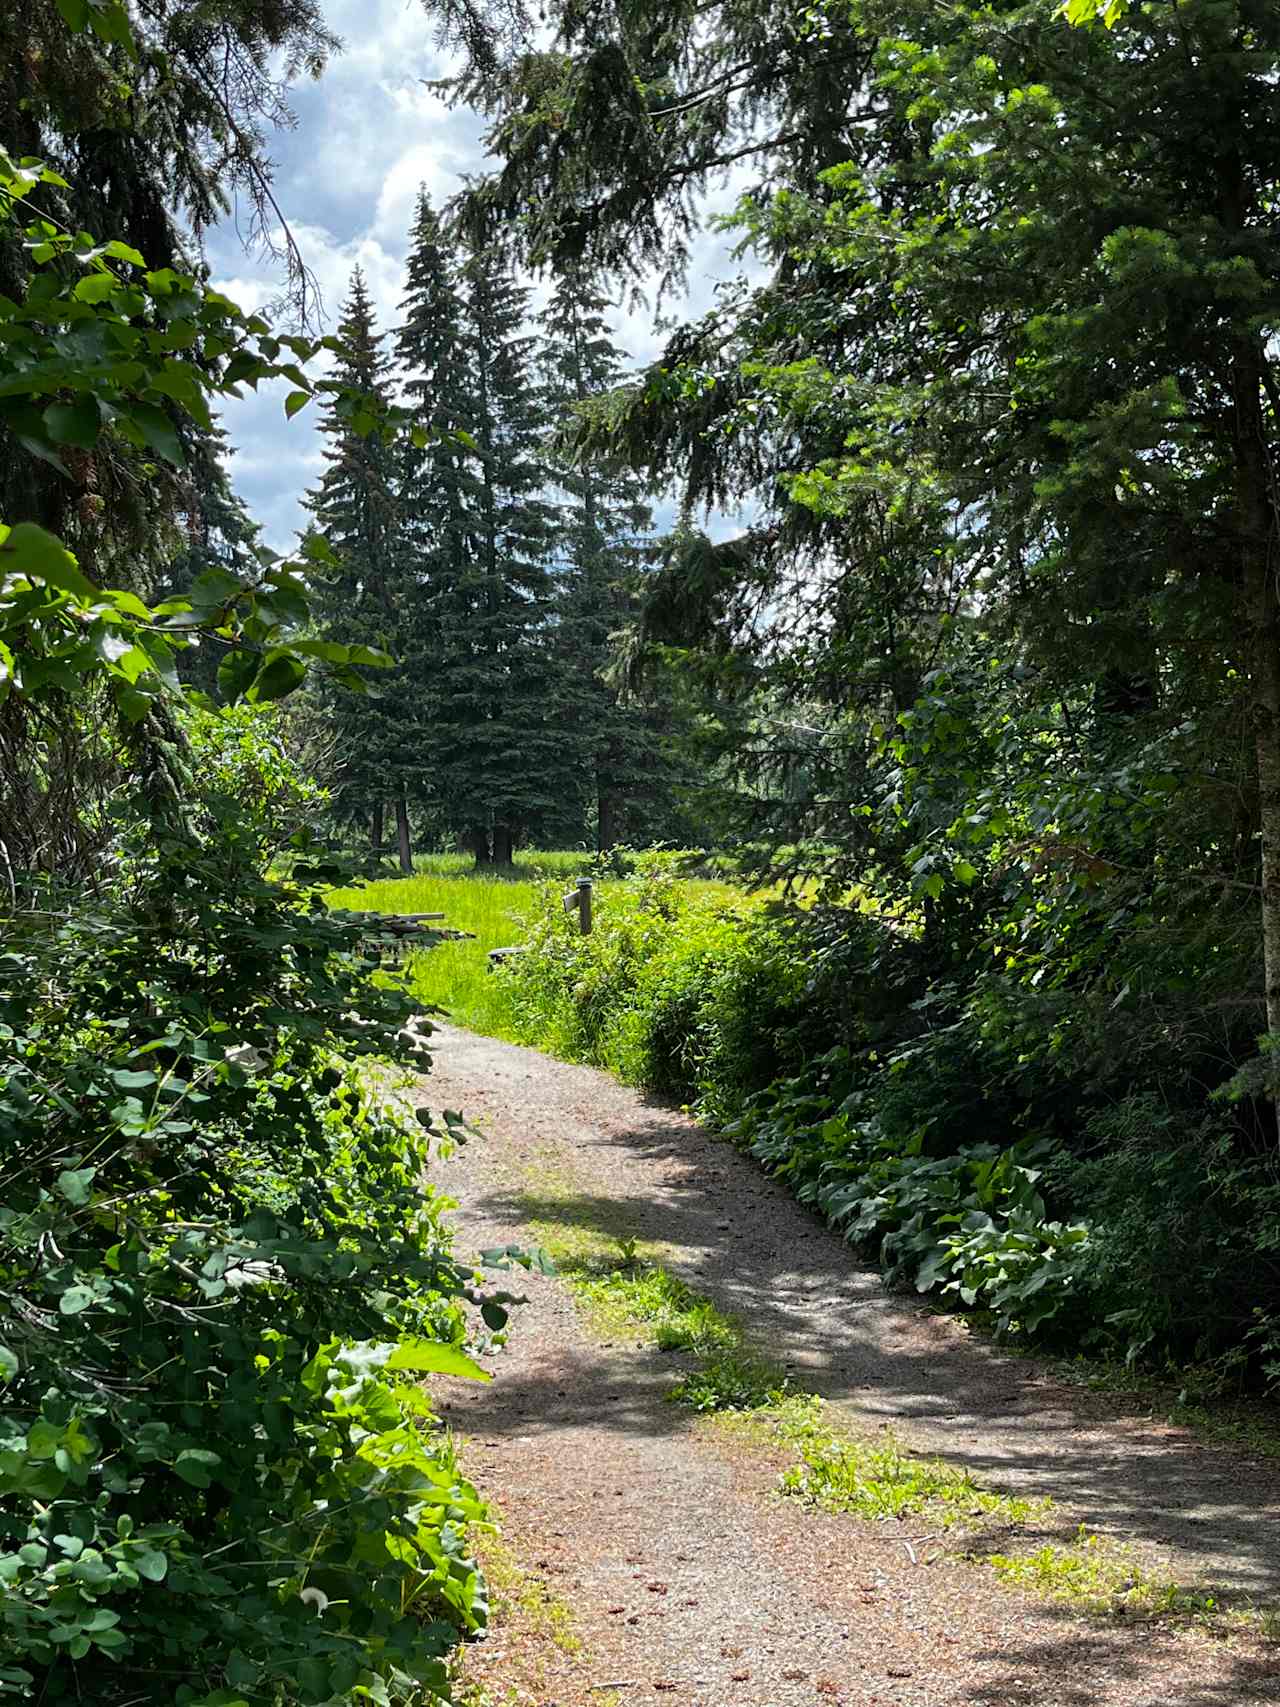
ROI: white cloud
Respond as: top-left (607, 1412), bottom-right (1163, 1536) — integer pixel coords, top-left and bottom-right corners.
top-left (205, 0), bottom-right (765, 549)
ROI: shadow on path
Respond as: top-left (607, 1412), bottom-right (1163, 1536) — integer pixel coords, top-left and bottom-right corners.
top-left (426, 1023), bottom-right (1280, 1610)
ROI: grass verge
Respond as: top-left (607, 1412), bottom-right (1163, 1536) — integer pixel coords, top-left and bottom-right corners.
top-left (1042, 1355), bottom-right (1280, 1460)
top-left (449, 1524), bottom-right (619, 1707)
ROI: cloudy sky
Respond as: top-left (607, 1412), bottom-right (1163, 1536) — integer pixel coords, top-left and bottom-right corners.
top-left (206, 0), bottom-right (751, 551)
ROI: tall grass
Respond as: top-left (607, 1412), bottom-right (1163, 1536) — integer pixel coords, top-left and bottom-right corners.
top-left (326, 852), bottom-right (746, 1038)
top-left (327, 870), bottom-right (549, 1033)
top-left (408, 850), bottom-right (594, 880)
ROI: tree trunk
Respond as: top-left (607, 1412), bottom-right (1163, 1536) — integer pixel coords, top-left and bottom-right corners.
top-left (492, 824), bottom-right (514, 867)
top-left (1223, 138), bottom-right (1280, 1137)
top-left (371, 800), bottom-right (385, 855)
top-left (597, 786), bottom-right (620, 853)
top-left (395, 798), bottom-right (413, 875)
top-left (466, 827), bottom-right (491, 868)
top-left (1239, 356), bottom-right (1280, 1128)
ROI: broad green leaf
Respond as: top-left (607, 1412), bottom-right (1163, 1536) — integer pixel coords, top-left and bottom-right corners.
top-left (72, 272), bottom-right (118, 305)
top-left (246, 650), bottom-right (306, 704)
top-left (56, 1166), bottom-right (96, 1206)
top-left (217, 648), bottom-right (260, 705)
top-left (172, 1448), bottom-right (222, 1488)
top-left (134, 1549), bottom-right (168, 1581)
top-left (0, 523), bottom-right (96, 599)
top-left (54, 0), bottom-right (91, 28)
top-left (126, 401), bottom-right (185, 466)
top-left (44, 395), bottom-right (102, 448)
top-left (110, 1068), bottom-right (156, 1089)
top-left (104, 589), bottom-right (151, 619)
top-left (0, 1346), bottom-right (17, 1384)
top-left (103, 239), bottom-right (146, 267)
top-left (284, 389), bottom-right (311, 418)
top-left (59, 1286), bottom-right (96, 1316)
top-left (384, 1340), bottom-right (491, 1381)
top-left (87, 0), bottom-right (136, 50)
top-left (299, 532), bottom-right (338, 566)
top-left (186, 566), bottom-right (242, 608)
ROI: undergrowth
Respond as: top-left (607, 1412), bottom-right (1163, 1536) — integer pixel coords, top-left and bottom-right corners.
top-left (983, 1525), bottom-right (1280, 1639)
top-left (451, 852), bottom-right (1280, 1397)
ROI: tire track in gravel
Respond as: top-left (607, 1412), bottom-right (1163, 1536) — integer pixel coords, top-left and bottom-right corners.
top-left (420, 1023), bottom-right (1280, 1706)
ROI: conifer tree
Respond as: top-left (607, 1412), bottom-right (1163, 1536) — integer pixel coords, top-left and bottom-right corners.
top-left (537, 270), bottom-right (683, 847)
top-left (303, 269), bottom-right (414, 869)
top-left (396, 212), bottom-right (567, 864)
top-left (164, 421), bottom-right (261, 697)
top-left (2, 0), bottom-right (337, 571)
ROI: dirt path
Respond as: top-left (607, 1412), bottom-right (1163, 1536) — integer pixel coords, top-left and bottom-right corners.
top-left (420, 1023), bottom-right (1280, 1706)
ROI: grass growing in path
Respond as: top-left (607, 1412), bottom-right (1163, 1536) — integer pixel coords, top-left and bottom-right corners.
top-left (511, 1163), bottom-right (1042, 1531)
top-left (982, 1524), bottom-right (1280, 1639)
top-left (768, 1404), bottom-right (1050, 1528)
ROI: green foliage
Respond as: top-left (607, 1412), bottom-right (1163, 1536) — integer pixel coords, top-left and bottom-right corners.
top-left (777, 1414), bottom-right (1047, 1530)
top-left (565, 1253), bottom-right (738, 1356)
top-left (1058, 1100), bottom-right (1280, 1384)
top-left (0, 128), bottom-right (493, 1704)
top-left (668, 1350), bottom-right (791, 1415)
top-left (737, 1067), bottom-right (1092, 1340)
top-left (982, 1525), bottom-right (1261, 1635)
top-left (381, 216), bottom-right (568, 864)
top-left (432, 0), bottom-right (1280, 1397)
top-left (495, 859), bottom-right (793, 1104)
top-left (329, 855), bottom-right (734, 1039)
top-left (0, 743), bottom-right (492, 1704)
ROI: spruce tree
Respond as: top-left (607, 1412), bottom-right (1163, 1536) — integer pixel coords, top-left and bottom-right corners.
top-left (538, 269), bottom-right (683, 848)
top-left (163, 421), bottom-right (262, 697)
top-left (1, 0), bottom-right (337, 573)
top-left (396, 212), bottom-right (567, 865)
top-left (303, 269), bottom-right (414, 869)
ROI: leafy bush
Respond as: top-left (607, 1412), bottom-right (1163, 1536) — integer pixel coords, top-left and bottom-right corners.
top-left (0, 120), bottom-right (504, 1706)
top-left (0, 717), bottom-right (493, 1706)
top-left (1059, 1097), bottom-right (1280, 1381)
top-left (498, 859), bottom-right (807, 1110)
top-left (732, 1064), bottom-right (1092, 1340)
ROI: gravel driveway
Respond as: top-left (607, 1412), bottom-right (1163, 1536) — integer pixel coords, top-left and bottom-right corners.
top-left (419, 1023), bottom-right (1280, 1706)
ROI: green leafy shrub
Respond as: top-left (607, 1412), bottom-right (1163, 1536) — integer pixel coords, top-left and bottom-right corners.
top-left (732, 1066), bottom-right (1092, 1340)
top-left (1059, 1097), bottom-right (1280, 1379)
top-left (0, 122), bottom-right (503, 1705)
top-left (0, 721), bottom-right (492, 1705)
top-left (498, 860), bottom-right (808, 1109)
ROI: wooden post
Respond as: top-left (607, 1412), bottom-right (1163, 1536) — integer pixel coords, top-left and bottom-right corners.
top-left (562, 877), bottom-right (593, 936)
top-left (395, 798), bottom-right (413, 875)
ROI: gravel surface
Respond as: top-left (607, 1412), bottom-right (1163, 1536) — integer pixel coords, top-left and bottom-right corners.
top-left (420, 1023), bottom-right (1280, 1705)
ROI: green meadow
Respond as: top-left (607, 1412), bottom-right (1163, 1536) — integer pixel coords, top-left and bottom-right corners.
top-left (327, 859), bottom-right (556, 1034)
top-left (327, 852), bottom-right (747, 1039)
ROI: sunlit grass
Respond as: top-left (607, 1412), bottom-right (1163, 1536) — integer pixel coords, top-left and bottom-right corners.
top-left (982, 1524), bottom-right (1280, 1637)
top-left (327, 856), bottom-right (753, 1038)
top-left (774, 1413), bottom-right (1051, 1528)
top-left (327, 870), bottom-right (549, 1034)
